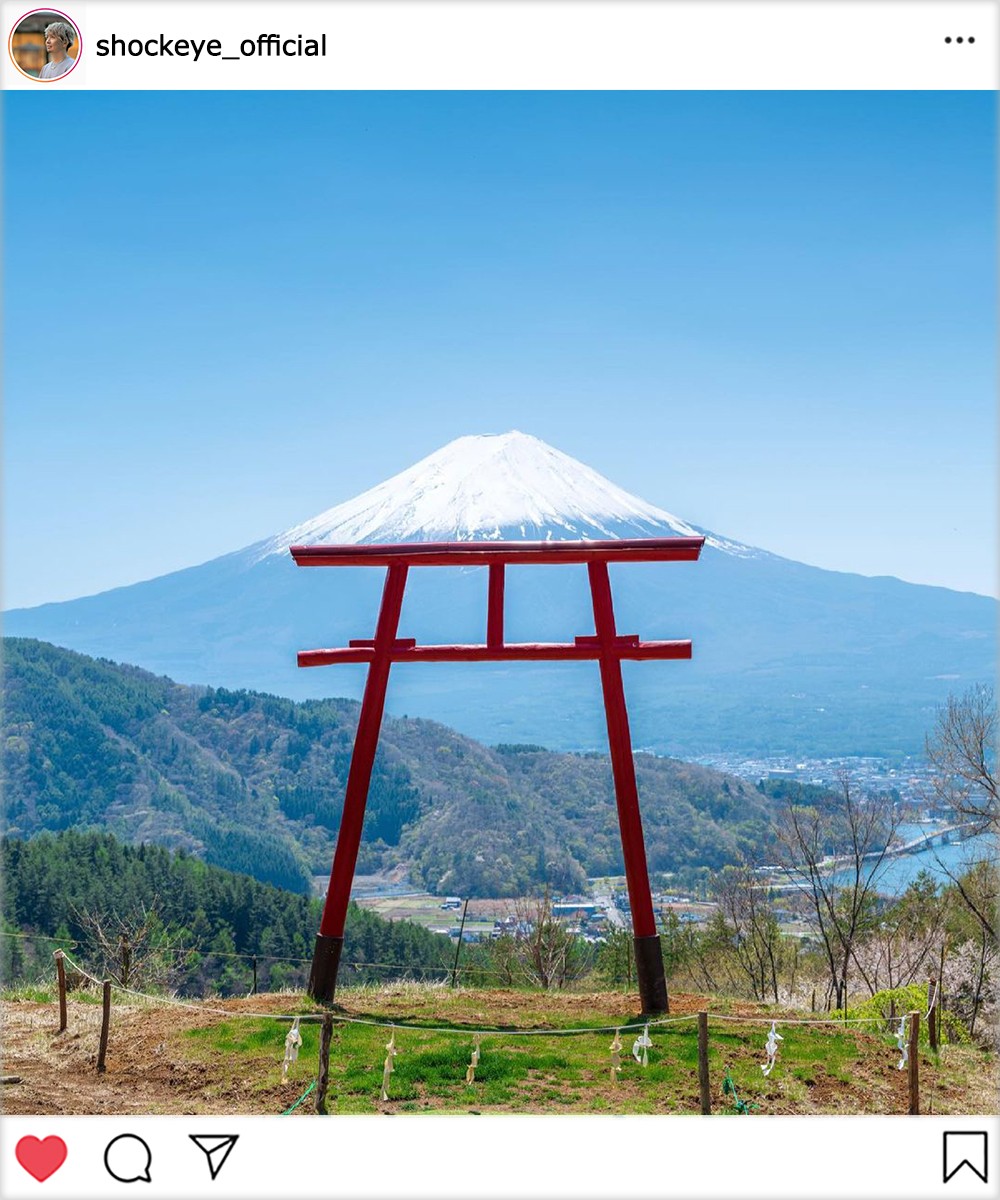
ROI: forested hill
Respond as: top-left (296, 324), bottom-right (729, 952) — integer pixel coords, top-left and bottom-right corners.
top-left (1, 830), bottom-right (452, 994)
top-left (2, 638), bottom-right (781, 896)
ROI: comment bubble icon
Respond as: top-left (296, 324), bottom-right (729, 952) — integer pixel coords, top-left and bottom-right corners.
top-left (104, 1134), bottom-right (153, 1184)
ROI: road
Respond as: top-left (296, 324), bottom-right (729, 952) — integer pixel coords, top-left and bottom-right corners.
top-left (593, 891), bottom-right (628, 929)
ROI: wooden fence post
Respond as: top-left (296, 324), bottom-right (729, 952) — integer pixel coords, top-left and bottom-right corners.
top-left (907, 1011), bottom-right (920, 1115)
top-left (315, 1014), bottom-right (333, 1114)
top-left (97, 980), bottom-right (112, 1073)
top-left (697, 1011), bottom-right (711, 1114)
top-left (53, 950), bottom-right (67, 1033)
top-left (928, 978), bottom-right (938, 1051)
top-left (252, 955), bottom-right (258, 996)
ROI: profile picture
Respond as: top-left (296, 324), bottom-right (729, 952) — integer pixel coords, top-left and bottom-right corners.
top-left (8, 8), bottom-right (80, 81)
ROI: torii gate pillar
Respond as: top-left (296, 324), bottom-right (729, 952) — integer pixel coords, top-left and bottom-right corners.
top-left (587, 560), bottom-right (668, 1011)
top-left (307, 563), bottom-right (409, 1002)
top-left (292, 538), bottom-right (704, 1014)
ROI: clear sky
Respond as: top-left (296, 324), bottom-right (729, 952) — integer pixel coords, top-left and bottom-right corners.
top-left (3, 90), bottom-right (996, 608)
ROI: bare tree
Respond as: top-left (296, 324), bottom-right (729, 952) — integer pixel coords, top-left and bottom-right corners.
top-left (942, 871), bottom-right (998, 1039)
top-left (925, 686), bottom-right (998, 940)
top-left (74, 899), bottom-right (182, 992)
top-left (485, 932), bottom-right (522, 987)
top-left (715, 864), bottom-right (782, 1002)
top-left (926, 684), bottom-right (998, 835)
top-left (678, 910), bottom-right (730, 997)
top-left (507, 889), bottom-right (589, 990)
top-left (851, 871), bottom-right (950, 995)
top-left (777, 774), bottom-right (901, 1009)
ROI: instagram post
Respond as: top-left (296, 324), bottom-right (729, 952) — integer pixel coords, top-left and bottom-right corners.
top-left (1, 2), bottom-right (997, 1198)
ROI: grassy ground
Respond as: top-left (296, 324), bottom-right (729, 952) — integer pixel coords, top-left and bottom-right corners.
top-left (188, 988), bottom-right (985, 1116)
top-left (3, 985), bottom-right (993, 1116)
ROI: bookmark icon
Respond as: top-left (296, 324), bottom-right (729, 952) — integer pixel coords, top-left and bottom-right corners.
top-left (943, 1132), bottom-right (988, 1184)
top-left (189, 1135), bottom-right (239, 1181)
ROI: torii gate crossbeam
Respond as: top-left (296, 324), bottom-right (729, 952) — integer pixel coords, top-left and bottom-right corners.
top-left (291, 537), bottom-right (704, 1014)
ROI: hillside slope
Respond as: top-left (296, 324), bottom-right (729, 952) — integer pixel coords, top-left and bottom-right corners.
top-left (2, 638), bottom-right (778, 895)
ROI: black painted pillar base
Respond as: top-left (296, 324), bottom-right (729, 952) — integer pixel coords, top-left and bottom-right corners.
top-left (308, 934), bottom-right (344, 1003)
top-left (634, 933), bottom-right (669, 1014)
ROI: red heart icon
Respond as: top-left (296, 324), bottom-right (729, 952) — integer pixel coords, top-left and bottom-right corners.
top-left (15, 1137), bottom-right (68, 1182)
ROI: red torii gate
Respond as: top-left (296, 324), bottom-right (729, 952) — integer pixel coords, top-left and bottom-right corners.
top-left (291, 536), bottom-right (704, 1013)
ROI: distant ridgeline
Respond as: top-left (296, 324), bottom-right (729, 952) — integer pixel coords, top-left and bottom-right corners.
top-left (1, 830), bottom-right (452, 992)
top-left (6, 429), bottom-right (994, 759)
top-left (2, 638), bottom-right (783, 897)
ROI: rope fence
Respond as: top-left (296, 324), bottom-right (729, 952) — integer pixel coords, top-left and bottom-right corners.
top-left (15, 949), bottom-right (938, 1117)
top-left (0, 932), bottom-right (958, 1023)
top-left (54, 950), bottom-right (916, 1035)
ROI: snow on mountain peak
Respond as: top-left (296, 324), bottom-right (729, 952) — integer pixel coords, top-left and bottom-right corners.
top-left (255, 430), bottom-right (752, 558)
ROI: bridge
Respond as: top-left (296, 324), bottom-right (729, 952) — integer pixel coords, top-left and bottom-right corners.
top-left (812, 822), bottom-right (971, 871)
top-left (761, 823), bottom-right (974, 892)
top-left (888, 822), bottom-right (970, 856)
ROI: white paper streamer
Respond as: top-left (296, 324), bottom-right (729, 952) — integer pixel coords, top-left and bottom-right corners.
top-left (609, 1029), bottom-right (623, 1083)
top-left (465, 1035), bottom-right (481, 1084)
top-left (282, 1017), bottom-right (303, 1082)
top-left (761, 1021), bottom-right (783, 1076)
top-left (632, 1023), bottom-right (652, 1066)
top-left (381, 1028), bottom-right (398, 1101)
top-left (895, 1016), bottom-right (909, 1071)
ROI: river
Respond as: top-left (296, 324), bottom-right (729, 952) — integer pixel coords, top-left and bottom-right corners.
top-left (830, 823), bottom-right (994, 896)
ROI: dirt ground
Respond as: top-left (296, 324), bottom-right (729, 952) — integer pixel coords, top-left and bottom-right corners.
top-left (2, 998), bottom-right (232, 1116)
top-left (2, 990), bottom-right (994, 1117)
top-left (0, 990), bottom-right (700, 1116)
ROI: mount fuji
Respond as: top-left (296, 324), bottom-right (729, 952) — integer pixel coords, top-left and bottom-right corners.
top-left (252, 431), bottom-right (747, 554)
top-left (6, 432), bottom-right (994, 756)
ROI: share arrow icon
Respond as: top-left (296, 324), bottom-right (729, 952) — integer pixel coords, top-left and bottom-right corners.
top-left (189, 1135), bottom-right (239, 1181)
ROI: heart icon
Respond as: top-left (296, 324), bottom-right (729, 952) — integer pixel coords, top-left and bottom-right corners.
top-left (15, 1136), bottom-right (68, 1182)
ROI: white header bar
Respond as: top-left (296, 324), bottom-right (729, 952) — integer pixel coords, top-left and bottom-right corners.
top-left (3, 0), bottom-right (998, 91)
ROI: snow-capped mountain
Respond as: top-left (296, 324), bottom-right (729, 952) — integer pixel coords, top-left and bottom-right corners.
top-left (5, 432), bottom-right (994, 758)
top-left (253, 431), bottom-right (746, 557)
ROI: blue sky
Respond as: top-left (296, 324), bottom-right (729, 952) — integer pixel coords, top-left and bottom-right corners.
top-left (4, 90), bottom-right (996, 607)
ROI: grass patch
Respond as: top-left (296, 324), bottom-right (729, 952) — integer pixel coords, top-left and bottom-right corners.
top-left (1, 985), bottom-right (56, 1003)
top-left (164, 987), bottom-right (987, 1116)
top-left (0, 984), bottom-right (111, 1006)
